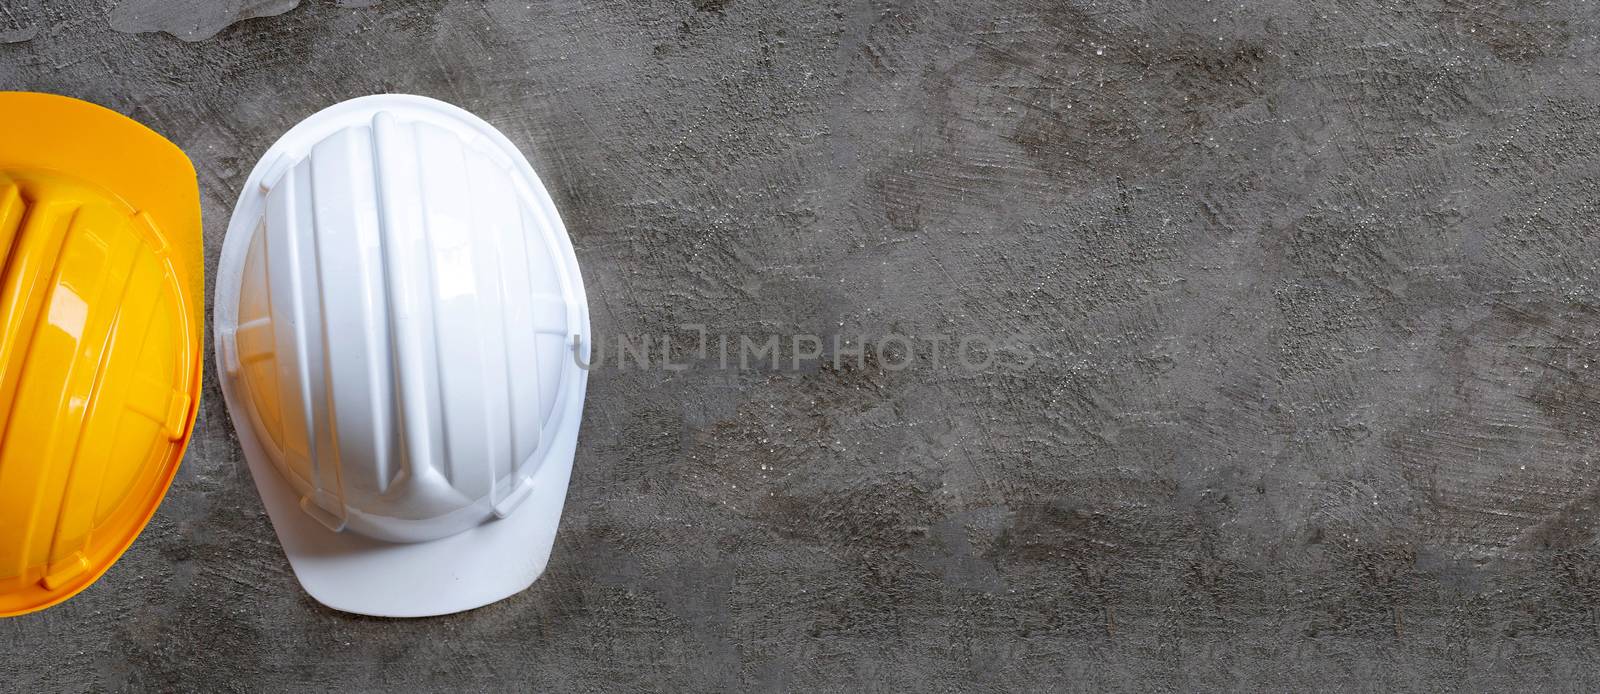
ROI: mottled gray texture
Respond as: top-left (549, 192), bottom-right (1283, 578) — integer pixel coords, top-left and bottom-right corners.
top-left (108, 0), bottom-right (299, 41)
top-left (4, 0), bottom-right (1600, 690)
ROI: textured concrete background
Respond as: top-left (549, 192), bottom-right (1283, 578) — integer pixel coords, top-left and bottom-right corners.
top-left (4, 0), bottom-right (1600, 690)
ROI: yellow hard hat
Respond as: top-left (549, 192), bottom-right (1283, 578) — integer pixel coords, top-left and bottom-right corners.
top-left (0, 92), bottom-right (203, 617)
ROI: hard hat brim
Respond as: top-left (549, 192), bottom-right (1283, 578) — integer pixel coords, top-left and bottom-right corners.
top-left (239, 397), bottom-right (579, 617)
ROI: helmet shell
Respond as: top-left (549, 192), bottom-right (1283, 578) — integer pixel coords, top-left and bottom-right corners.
top-left (215, 94), bottom-right (589, 616)
top-left (0, 92), bottom-right (203, 618)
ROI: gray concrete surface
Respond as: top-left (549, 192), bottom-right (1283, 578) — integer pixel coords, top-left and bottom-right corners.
top-left (4, 0), bottom-right (1600, 690)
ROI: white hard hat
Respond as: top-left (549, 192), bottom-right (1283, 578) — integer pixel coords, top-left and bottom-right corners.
top-left (214, 94), bottom-right (590, 617)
